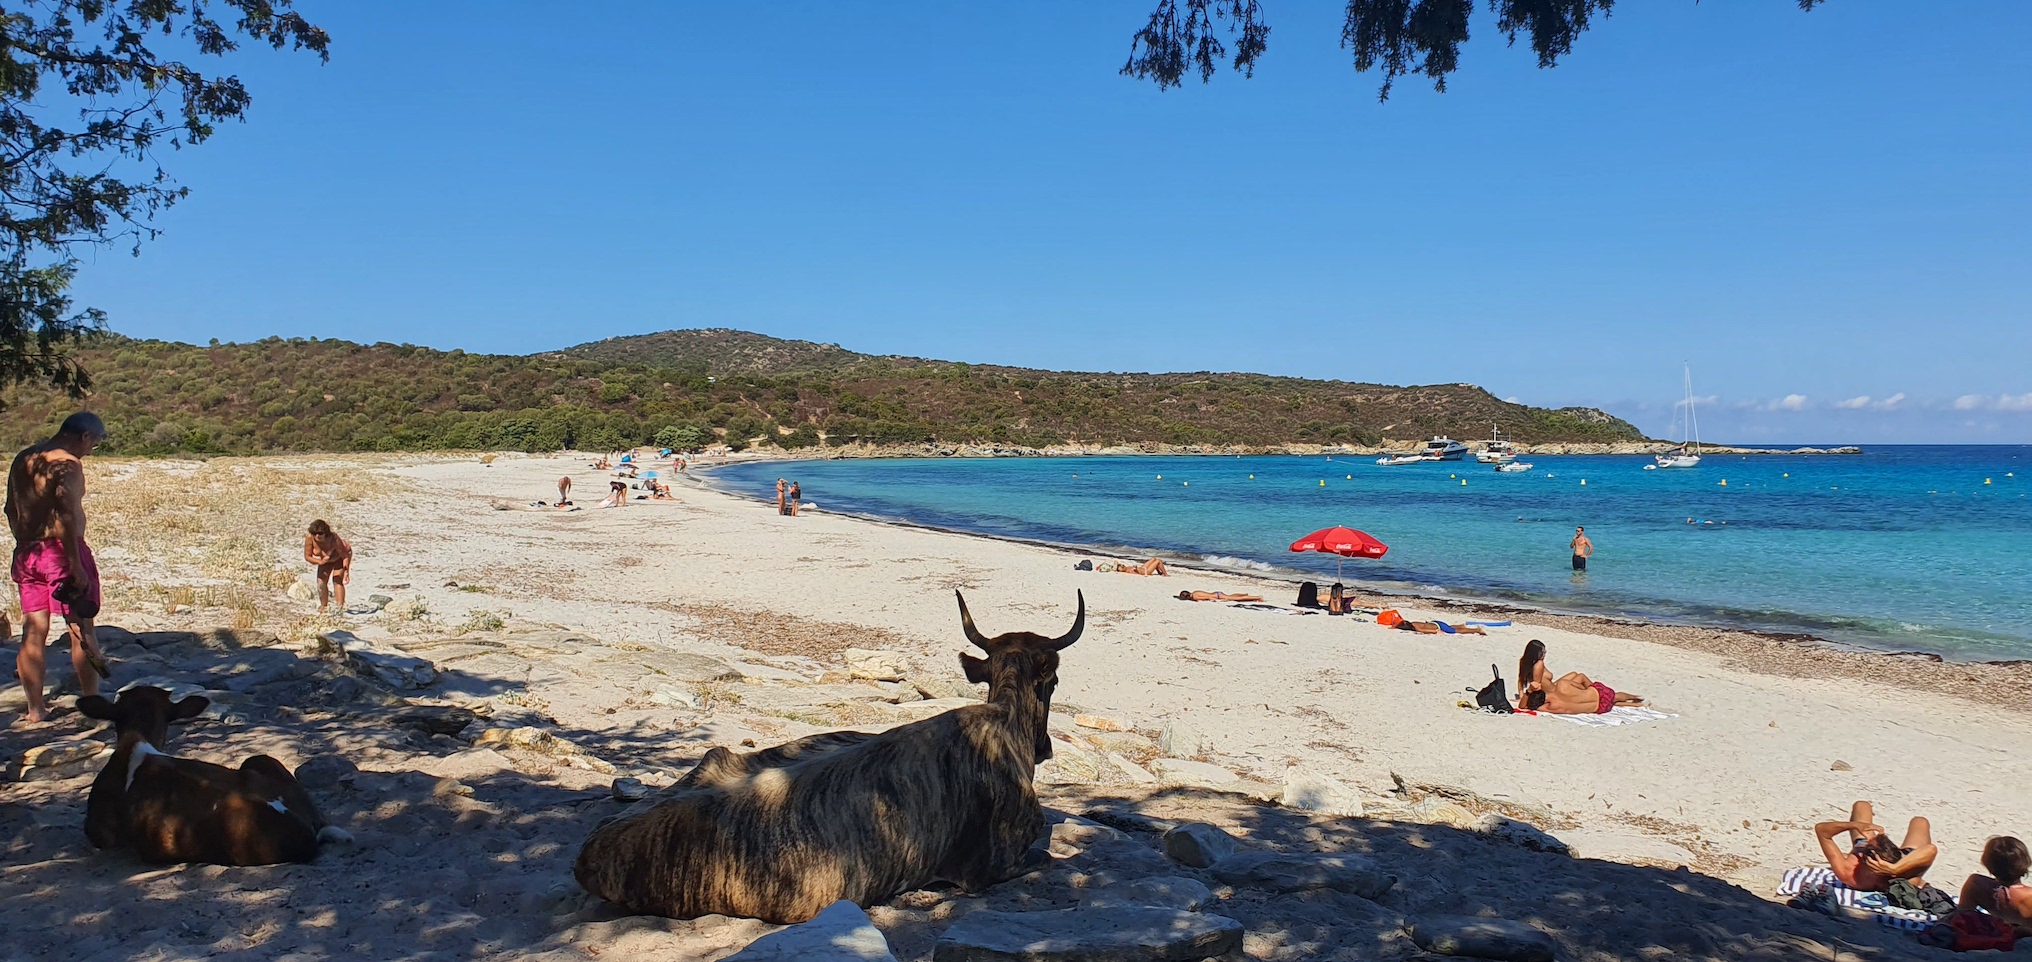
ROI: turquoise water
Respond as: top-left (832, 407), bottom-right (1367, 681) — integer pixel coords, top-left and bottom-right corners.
top-left (716, 447), bottom-right (2032, 662)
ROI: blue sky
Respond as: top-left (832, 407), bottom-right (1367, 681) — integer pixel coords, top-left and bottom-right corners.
top-left (68, 2), bottom-right (2032, 443)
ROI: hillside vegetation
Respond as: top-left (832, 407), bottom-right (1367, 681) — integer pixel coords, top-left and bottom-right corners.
top-left (0, 330), bottom-right (1644, 455)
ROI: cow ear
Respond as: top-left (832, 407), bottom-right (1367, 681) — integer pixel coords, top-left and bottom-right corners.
top-left (169, 696), bottom-right (210, 721)
top-left (76, 695), bottom-right (117, 720)
top-left (959, 652), bottom-right (991, 685)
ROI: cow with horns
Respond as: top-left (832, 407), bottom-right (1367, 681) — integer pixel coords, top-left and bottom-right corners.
top-left (573, 590), bottom-right (1083, 923)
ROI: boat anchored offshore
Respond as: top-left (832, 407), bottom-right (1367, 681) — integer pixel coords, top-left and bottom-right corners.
top-left (1494, 461), bottom-right (1533, 473)
top-left (1651, 364), bottom-right (1703, 469)
top-left (1376, 453), bottom-right (1434, 466)
top-left (1422, 436), bottom-right (1470, 461)
top-left (1476, 426), bottom-right (1518, 463)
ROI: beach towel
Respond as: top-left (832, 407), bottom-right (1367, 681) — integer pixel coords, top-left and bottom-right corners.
top-left (1776, 868), bottom-right (1937, 931)
top-left (1466, 620), bottom-right (1513, 627)
top-left (1546, 705), bottom-right (1678, 728)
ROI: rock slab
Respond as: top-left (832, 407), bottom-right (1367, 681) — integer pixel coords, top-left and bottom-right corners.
top-left (843, 648), bottom-right (910, 682)
top-left (1210, 850), bottom-right (1395, 898)
top-left (1157, 718), bottom-right (1209, 757)
top-left (318, 631), bottom-right (438, 689)
top-left (1162, 822), bottom-right (1239, 868)
top-left (1281, 764), bottom-right (1364, 817)
top-left (724, 900), bottom-right (897, 961)
top-left (1408, 916), bottom-right (1556, 962)
top-left (1146, 758), bottom-right (1238, 790)
top-left (933, 906), bottom-right (1243, 962)
top-left (1080, 876), bottom-right (1212, 912)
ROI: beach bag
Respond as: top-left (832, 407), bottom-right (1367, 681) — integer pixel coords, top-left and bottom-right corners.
top-left (1888, 879), bottom-right (1957, 918)
top-left (1376, 608), bottom-right (1403, 627)
top-left (1474, 665), bottom-right (1514, 714)
top-left (55, 578), bottom-right (100, 620)
top-left (1296, 582), bottom-right (1320, 608)
top-left (1074, 560), bottom-right (1094, 571)
top-left (1922, 911), bottom-right (2016, 952)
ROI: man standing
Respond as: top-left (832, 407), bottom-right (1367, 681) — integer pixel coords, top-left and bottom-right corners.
top-left (6, 413), bottom-right (109, 724)
top-left (1570, 525), bottom-right (1594, 573)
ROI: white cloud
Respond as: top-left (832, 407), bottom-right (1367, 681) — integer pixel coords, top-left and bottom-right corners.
top-left (1674, 394), bottom-right (1719, 409)
top-left (1503, 396), bottom-right (1521, 403)
top-left (2000, 393), bottom-right (2032, 411)
top-left (1770, 394), bottom-right (1809, 412)
top-left (1955, 394), bottom-right (1986, 410)
top-left (1877, 392), bottom-right (1907, 410)
top-left (1836, 396), bottom-right (1870, 409)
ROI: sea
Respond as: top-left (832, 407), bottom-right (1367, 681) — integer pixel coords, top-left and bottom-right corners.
top-left (713, 446), bottom-right (2032, 663)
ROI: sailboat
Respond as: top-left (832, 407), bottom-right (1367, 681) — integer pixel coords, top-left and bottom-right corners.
top-left (1650, 364), bottom-right (1702, 469)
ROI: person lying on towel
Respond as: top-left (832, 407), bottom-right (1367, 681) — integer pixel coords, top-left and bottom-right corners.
top-left (1515, 639), bottom-right (1645, 713)
top-left (1814, 800), bottom-right (1938, 893)
top-left (1176, 590), bottom-right (1264, 602)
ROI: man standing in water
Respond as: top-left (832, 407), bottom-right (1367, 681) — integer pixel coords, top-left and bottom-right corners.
top-left (1571, 526), bottom-right (1594, 573)
top-left (6, 413), bottom-right (109, 724)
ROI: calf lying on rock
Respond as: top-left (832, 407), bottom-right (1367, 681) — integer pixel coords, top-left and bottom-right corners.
top-left (574, 591), bottom-right (1083, 923)
top-left (78, 686), bottom-right (350, 865)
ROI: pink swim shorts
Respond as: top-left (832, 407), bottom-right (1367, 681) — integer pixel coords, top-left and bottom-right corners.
top-left (12, 537), bottom-right (98, 617)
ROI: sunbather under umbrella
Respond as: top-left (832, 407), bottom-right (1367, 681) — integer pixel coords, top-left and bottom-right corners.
top-left (1289, 525), bottom-right (1389, 581)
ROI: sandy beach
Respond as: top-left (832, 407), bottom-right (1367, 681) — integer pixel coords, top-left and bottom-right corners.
top-left (3, 451), bottom-right (2026, 961)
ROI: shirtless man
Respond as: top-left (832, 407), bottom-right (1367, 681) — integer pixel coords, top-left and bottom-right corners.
top-left (1814, 800), bottom-right (1937, 892)
top-left (557, 475), bottom-right (572, 505)
top-left (303, 520), bottom-right (352, 613)
top-left (6, 412), bottom-right (109, 723)
top-left (1570, 526), bottom-right (1594, 572)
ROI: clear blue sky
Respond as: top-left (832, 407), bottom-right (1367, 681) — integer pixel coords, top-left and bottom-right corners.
top-left (70, 2), bottom-right (2032, 443)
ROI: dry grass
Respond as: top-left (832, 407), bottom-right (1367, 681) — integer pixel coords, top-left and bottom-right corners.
top-left (655, 601), bottom-right (916, 660)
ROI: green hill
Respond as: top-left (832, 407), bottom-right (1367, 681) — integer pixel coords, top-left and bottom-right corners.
top-left (0, 330), bottom-right (1643, 455)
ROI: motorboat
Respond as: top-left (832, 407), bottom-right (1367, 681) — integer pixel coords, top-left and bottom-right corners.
top-left (1475, 426), bottom-right (1518, 463)
top-left (1376, 453), bottom-right (1434, 466)
top-left (1422, 436), bottom-right (1470, 461)
top-left (1652, 365), bottom-right (1703, 468)
top-left (1494, 461), bottom-right (1533, 473)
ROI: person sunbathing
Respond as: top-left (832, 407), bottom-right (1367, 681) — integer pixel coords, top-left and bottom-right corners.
top-left (1115, 558), bottom-right (1168, 576)
top-left (1176, 590), bottom-right (1264, 602)
top-left (1958, 836), bottom-right (2032, 936)
top-left (1514, 639), bottom-right (1644, 713)
top-left (1814, 800), bottom-right (1938, 893)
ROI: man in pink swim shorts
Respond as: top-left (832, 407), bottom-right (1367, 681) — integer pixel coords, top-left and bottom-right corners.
top-left (5, 412), bottom-right (109, 724)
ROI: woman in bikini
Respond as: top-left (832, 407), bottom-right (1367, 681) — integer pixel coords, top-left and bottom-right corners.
top-left (1959, 836), bottom-right (2032, 935)
top-left (1813, 800), bottom-right (1937, 892)
top-left (1176, 590), bottom-right (1265, 602)
top-left (1514, 639), bottom-right (1644, 713)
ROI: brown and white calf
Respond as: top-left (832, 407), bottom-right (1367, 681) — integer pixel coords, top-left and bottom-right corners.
top-left (574, 590), bottom-right (1083, 923)
top-left (78, 686), bottom-right (350, 865)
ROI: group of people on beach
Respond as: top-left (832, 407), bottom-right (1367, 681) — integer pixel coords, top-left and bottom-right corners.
top-left (774, 478), bottom-right (802, 516)
top-left (1814, 803), bottom-right (2031, 937)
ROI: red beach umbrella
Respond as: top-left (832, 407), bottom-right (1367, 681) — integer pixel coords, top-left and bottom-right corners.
top-left (1289, 525), bottom-right (1389, 580)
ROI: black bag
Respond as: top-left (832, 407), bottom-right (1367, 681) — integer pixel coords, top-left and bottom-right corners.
top-left (1473, 664), bottom-right (1514, 713)
top-left (1074, 560), bottom-right (1094, 571)
top-left (1295, 581), bottom-right (1320, 608)
top-left (54, 578), bottom-right (100, 620)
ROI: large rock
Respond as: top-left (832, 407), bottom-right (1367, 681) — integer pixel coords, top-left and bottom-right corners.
top-left (318, 631), bottom-right (438, 689)
top-left (1036, 737), bottom-right (1105, 785)
top-left (1105, 753), bottom-right (1157, 785)
top-left (1209, 851), bottom-right (1395, 898)
top-left (1146, 758), bottom-right (1237, 790)
top-left (724, 900), bottom-right (897, 961)
top-left (842, 648), bottom-right (910, 682)
top-left (932, 906), bottom-right (1243, 962)
top-left (1157, 718), bottom-right (1209, 757)
top-left (21, 740), bottom-right (107, 769)
top-left (1073, 714), bottom-right (1127, 732)
top-left (1281, 764), bottom-right (1364, 817)
top-left (640, 651), bottom-right (744, 683)
top-left (1161, 822), bottom-right (1238, 868)
top-left (1080, 876), bottom-right (1212, 912)
top-left (1408, 916), bottom-right (1556, 962)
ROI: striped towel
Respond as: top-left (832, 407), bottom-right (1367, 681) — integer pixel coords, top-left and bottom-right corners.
top-left (1548, 706), bottom-right (1678, 728)
top-left (1775, 867), bottom-right (1938, 930)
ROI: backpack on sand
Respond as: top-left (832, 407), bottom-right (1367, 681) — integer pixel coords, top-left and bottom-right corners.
top-left (1473, 665), bottom-right (1514, 714)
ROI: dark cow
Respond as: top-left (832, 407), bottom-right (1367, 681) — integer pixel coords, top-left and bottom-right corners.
top-left (78, 686), bottom-right (350, 865)
top-left (573, 590), bottom-right (1083, 923)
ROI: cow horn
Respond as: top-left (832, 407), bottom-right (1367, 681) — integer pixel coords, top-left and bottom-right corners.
top-left (1049, 591), bottom-right (1085, 650)
top-left (956, 590), bottom-right (992, 651)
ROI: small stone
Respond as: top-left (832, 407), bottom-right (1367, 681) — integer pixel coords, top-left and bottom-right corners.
top-left (1074, 714), bottom-right (1128, 732)
top-left (366, 594), bottom-right (395, 606)
top-left (932, 906), bottom-right (1242, 962)
top-left (432, 777), bottom-right (474, 798)
top-left (1105, 753), bottom-right (1157, 785)
top-left (1080, 876), bottom-right (1213, 912)
top-left (725, 900), bottom-right (897, 961)
top-left (1051, 818), bottom-right (1130, 848)
top-left (1281, 764), bottom-right (1364, 817)
top-left (1157, 718), bottom-right (1208, 757)
top-left (22, 740), bottom-right (106, 768)
top-left (650, 687), bottom-right (704, 710)
top-left (611, 777), bottom-right (648, 801)
top-left (1146, 758), bottom-right (1238, 790)
top-left (1162, 822), bottom-right (1239, 868)
top-left (843, 648), bottom-right (910, 682)
top-left (1830, 759), bottom-right (1853, 772)
top-left (1210, 850), bottom-right (1395, 898)
top-left (286, 581), bottom-right (315, 602)
top-left (1408, 915), bottom-right (1556, 962)
top-left (294, 755), bottom-right (359, 790)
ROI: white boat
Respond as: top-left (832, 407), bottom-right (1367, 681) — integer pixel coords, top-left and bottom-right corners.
top-left (1653, 365), bottom-right (1703, 469)
top-left (1376, 453), bottom-right (1434, 466)
top-left (1475, 426), bottom-right (1518, 463)
top-left (1494, 461), bottom-right (1533, 473)
top-left (1422, 436), bottom-right (1470, 461)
